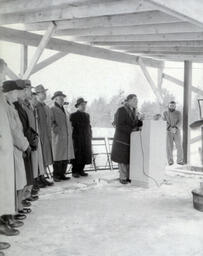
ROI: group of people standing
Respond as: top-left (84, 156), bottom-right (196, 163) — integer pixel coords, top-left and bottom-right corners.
top-left (0, 79), bottom-right (92, 256)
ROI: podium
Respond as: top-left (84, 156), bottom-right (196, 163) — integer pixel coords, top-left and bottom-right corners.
top-left (130, 120), bottom-right (166, 188)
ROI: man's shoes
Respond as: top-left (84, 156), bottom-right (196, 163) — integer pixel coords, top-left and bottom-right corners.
top-left (127, 178), bottom-right (131, 183)
top-left (0, 242), bottom-right (10, 250)
top-left (14, 214), bottom-right (26, 221)
top-left (169, 162), bottom-right (174, 166)
top-left (80, 171), bottom-right (88, 177)
top-left (60, 175), bottom-right (71, 181)
top-left (53, 176), bottom-right (61, 182)
top-left (27, 195), bottom-right (39, 202)
top-left (9, 220), bottom-right (24, 229)
top-left (119, 179), bottom-right (128, 184)
top-left (177, 162), bottom-right (184, 165)
top-left (19, 208), bottom-right (32, 214)
top-left (22, 200), bottom-right (32, 208)
top-left (72, 173), bottom-right (80, 178)
top-left (40, 176), bottom-right (54, 186)
top-left (0, 224), bottom-right (20, 236)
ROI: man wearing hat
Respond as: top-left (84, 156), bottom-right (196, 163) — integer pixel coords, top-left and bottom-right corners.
top-left (2, 80), bottom-right (30, 232)
top-left (50, 91), bottom-right (72, 181)
top-left (34, 85), bottom-right (53, 184)
top-left (70, 98), bottom-right (92, 178)
top-left (111, 94), bottom-right (143, 184)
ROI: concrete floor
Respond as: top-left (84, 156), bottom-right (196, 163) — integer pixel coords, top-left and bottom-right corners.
top-left (2, 170), bottom-right (203, 256)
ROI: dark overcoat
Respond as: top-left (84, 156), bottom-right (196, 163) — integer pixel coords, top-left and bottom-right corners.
top-left (70, 111), bottom-right (92, 165)
top-left (14, 101), bottom-right (34, 186)
top-left (111, 106), bottom-right (143, 164)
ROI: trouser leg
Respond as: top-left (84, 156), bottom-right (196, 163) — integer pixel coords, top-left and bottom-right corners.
top-left (167, 132), bottom-right (174, 164)
top-left (118, 163), bottom-right (129, 180)
top-left (174, 130), bottom-right (184, 163)
top-left (79, 163), bottom-right (86, 174)
top-left (17, 189), bottom-right (24, 211)
top-left (53, 161), bottom-right (62, 178)
top-left (60, 160), bottom-right (68, 177)
top-left (72, 159), bottom-right (80, 174)
top-left (22, 185), bottom-right (32, 200)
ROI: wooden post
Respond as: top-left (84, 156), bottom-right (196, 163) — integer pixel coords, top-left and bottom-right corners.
top-left (0, 59), bottom-right (6, 85)
top-left (20, 44), bottom-right (28, 77)
top-left (183, 60), bottom-right (192, 164)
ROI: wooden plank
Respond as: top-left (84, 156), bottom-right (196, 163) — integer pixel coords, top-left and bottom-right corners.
top-left (121, 46), bottom-right (203, 52)
top-left (20, 44), bottom-right (28, 76)
top-left (0, 59), bottom-right (6, 85)
top-left (147, 0), bottom-right (203, 28)
top-left (183, 61), bottom-right (192, 163)
top-left (25, 11), bottom-right (181, 31)
top-left (0, 0), bottom-right (91, 15)
top-left (75, 32), bottom-right (203, 42)
top-left (0, 27), bottom-right (164, 69)
top-left (0, 0), bottom-right (156, 25)
top-left (55, 22), bottom-right (203, 36)
top-left (162, 73), bottom-right (203, 96)
top-left (31, 52), bottom-right (68, 75)
top-left (128, 51), bottom-right (203, 56)
top-left (138, 58), bottom-right (163, 104)
top-left (23, 22), bottom-right (56, 79)
top-left (93, 41), bottom-right (203, 47)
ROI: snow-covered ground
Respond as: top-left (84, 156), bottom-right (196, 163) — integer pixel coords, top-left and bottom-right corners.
top-left (3, 170), bottom-right (203, 256)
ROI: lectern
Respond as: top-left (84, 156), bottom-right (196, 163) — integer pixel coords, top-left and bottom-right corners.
top-left (130, 119), bottom-right (166, 188)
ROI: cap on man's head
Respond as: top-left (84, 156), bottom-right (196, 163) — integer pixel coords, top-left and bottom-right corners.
top-left (35, 84), bottom-right (48, 94)
top-left (2, 80), bottom-right (24, 93)
top-left (51, 91), bottom-right (66, 100)
top-left (169, 101), bottom-right (176, 104)
top-left (75, 97), bottom-right (87, 108)
top-left (126, 94), bottom-right (137, 101)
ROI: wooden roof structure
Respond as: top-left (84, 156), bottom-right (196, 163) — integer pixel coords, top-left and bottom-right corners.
top-left (0, 0), bottom-right (203, 164)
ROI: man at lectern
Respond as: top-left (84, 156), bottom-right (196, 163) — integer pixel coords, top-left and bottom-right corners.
top-left (163, 101), bottom-right (184, 165)
top-left (111, 94), bottom-right (143, 184)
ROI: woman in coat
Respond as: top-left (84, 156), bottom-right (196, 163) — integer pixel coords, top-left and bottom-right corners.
top-left (70, 98), bottom-right (92, 178)
top-left (111, 94), bottom-right (143, 184)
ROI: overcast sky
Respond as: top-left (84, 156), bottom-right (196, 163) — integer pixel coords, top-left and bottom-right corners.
top-left (1, 41), bottom-right (203, 109)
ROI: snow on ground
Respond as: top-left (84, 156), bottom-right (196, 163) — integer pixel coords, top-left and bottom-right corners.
top-left (3, 170), bottom-right (203, 256)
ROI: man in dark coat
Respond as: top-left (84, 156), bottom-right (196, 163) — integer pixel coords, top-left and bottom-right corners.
top-left (111, 94), bottom-right (143, 184)
top-left (70, 98), bottom-right (92, 178)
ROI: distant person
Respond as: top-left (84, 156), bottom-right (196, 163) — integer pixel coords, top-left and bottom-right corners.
top-left (163, 101), bottom-right (184, 165)
top-left (111, 94), bottom-right (143, 184)
top-left (50, 91), bottom-right (72, 182)
top-left (70, 98), bottom-right (92, 178)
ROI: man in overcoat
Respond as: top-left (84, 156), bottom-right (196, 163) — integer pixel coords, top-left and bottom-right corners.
top-left (70, 98), bottom-right (92, 178)
top-left (111, 94), bottom-right (143, 184)
top-left (35, 85), bottom-right (53, 186)
top-left (50, 91), bottom-right (72, 181)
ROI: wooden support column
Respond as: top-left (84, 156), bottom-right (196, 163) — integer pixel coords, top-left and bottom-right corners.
top-left (0, 59), bottom-right (6, 85)
top-left (23, 21), bottom-right (56, 79)
top-left (183, 60), bottom-right (192, 164)
top-left (20, 44), bottom-right (28, 77)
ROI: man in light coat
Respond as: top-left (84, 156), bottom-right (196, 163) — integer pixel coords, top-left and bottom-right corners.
top-left (50, 91), bottom-right (71, 181)
top-left (2, 80), bottom-right (30, 228)
top-left (163, 101), bottom-right (184, 165)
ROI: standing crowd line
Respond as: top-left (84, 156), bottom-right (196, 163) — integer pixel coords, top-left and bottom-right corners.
top-left (0, 79), bottom-right (92, 256)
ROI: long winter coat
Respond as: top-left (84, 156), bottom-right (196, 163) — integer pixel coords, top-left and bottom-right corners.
top-left (65, 111), bottom-right (75, 160)
top-left (23, 100), bottom-right (45, 178)
top-left (36, 101), bottom-right (53, 167)
top-left (70, 111), bottom-right (92, 165)
top-left (14, 101), bottom-right (34, 186)
top-left (6, 99), bottom-right (29, 191)
top-left (50, 103), bottom-right (69, 161)
top-left (111, 105), bottom-right (143, 164)
top-left (0, 93), bottom-right (15, 215)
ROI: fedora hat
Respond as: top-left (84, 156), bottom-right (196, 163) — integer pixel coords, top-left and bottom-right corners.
top-left (35, 84), bottom-right (48, 94)
top-left (2, 80), bottom-right (25, 92)
top-left (51, 91), bottom-right (67, 100)
top-left (75, 97), bottom-right (87, 108)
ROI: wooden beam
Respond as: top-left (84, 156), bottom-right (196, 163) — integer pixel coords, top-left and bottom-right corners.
top-left (25, 11), bottom-right (181, 31)
top-left (0, 27), bottom-right (164, 69)
top-left (23, 22), bottom-right (56, 79)
top-left (128, 51), bottom-right (203, 56)
top-left (147, 0), bottom-right (203, 28)
top-left (31, 52), bottom-right (68, 75)
top-left (183, 60), bottom-right (192, 163)
top-left (162, 73), bottom-right (203, 96)
top-left (138, 58), bottom-right (163, 104)
top-left (157, 67), bottom-right (164, 90)
top-left (122, 46), bottom-right (203, 53)
top-left (75, 32), bottom-right (203, 42)
top-left (20, 44), bottom-right (28, 76)
top-left (0, 0), bottom-right (91, 15)
top-left (0, 0), bottom-right (156, 25)
top-left (55, 22), bottom-right (203, 36)
top-left (0, 59), bottom-right (6, 85)
top-left (92, 40), bottom-right (203, 47)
